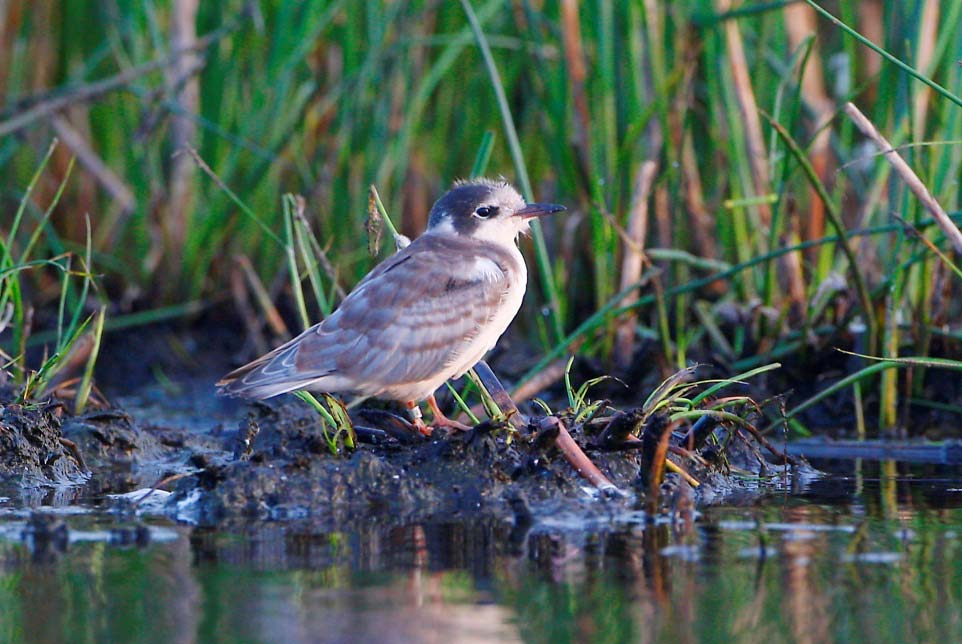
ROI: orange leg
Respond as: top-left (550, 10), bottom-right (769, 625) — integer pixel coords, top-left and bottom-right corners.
top-left (405, 401), bottom-right (433, 436)
top-left (426, 394), bottom-right (472, 432)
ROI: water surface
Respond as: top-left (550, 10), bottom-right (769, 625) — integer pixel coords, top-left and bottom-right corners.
top-left (1, 459), bottom-right (960, 643)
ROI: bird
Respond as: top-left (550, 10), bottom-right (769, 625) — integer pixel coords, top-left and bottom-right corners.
top-left (217, 178), bottom-right (565, 435)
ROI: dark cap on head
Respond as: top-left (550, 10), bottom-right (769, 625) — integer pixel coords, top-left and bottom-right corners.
top-left (427, 180), bottom-right (503, 228)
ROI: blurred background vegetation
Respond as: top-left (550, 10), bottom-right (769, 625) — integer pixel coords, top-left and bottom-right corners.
top-left (2, 1), bottom-right (961, 430)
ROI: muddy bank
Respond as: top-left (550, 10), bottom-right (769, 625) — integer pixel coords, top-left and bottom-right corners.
top-left (0, 380), bottom-right (814, 529)
top-left (0, 393), bottom-right (89, 487)
top-left (171, 399), bottom-right (809, 526)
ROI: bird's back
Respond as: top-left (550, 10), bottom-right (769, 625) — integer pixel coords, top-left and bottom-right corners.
top-left (217, 232), bottom-right (525, 401)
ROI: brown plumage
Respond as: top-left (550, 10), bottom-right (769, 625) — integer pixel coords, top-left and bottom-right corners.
top-left (217, 233), bottom-right (520, 401)
top-left (217, 179), bottom-right (564, 433)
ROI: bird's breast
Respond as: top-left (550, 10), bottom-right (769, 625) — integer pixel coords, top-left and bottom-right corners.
top-left (468, 244), bottom-right (527, 350)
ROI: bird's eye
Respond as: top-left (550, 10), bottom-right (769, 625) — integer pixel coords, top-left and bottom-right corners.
top-left (475, 206), bottom-right (498, 218)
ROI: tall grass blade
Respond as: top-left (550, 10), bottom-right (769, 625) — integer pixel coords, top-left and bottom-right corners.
top-left (75, 306), bottom-right (106, 415)
top-left (470, 130), bottom-right (496, 178)
top-left (460, 0), bottom-right (564, 345)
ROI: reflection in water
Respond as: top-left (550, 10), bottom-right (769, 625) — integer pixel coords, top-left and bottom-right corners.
top-left (1, 468), bottom-right (962, 643)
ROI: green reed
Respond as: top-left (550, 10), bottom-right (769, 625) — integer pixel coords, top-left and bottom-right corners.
top-left (3, 1), bottom-right (962, 432)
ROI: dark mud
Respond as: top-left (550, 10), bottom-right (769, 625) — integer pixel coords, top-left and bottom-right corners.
top-left (0, 317), bottom-right (833, 529)
top-left (0, 379), bottom-right (815, 531)
top-left (0, 392), bottom-right (89, 486)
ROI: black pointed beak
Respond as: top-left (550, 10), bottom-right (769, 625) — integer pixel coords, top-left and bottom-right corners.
top-left (514, 203), bottom-right (566, 219)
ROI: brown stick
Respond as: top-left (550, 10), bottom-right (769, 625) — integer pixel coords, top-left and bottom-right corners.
top-left (230, 258), bottom-right (270, 356)
top-left (474, 363), bottom-right (620, 494)
top-left (643, 416), bottom-right (674, 514)
top-left (912, 0), bottom-right (939, 139)
top-left (858, 1), bottom-right (884, 103)
top-left (844, 102), bottom-right (962, 254)
top-left (58, 437), bottom-right (88, 473)
top-left (542, 416), bottom-right (619, 493)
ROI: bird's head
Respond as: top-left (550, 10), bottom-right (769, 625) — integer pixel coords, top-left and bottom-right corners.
top-left (426, 178), bottom-right (565, 246)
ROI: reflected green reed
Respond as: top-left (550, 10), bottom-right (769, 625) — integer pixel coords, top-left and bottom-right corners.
top-left (1, 470), bottom-right (962, 644)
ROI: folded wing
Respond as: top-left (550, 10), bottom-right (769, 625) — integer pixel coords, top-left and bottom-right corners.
top-left (216, 236), bottom-right (513, 399)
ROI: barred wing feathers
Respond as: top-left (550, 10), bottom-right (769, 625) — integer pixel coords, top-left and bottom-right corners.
top-left (216, 234), bottom-right (518, 400)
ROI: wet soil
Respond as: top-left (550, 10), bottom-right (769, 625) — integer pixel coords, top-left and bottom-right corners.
top-left (0, 318), bottom-right (846, 528)
top-left (0, 391), bottom-right (89, 486)
top-left (0, 375), bottom-right (813, 531)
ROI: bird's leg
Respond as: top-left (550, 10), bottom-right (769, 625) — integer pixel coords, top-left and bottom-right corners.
top-left (427, 394), bottom-right (472, 432)
top-left (405, 401), bottom-right (433, 436)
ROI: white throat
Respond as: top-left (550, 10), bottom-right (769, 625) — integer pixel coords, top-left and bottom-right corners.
top-left (469, 217), bottom-right (529, 247)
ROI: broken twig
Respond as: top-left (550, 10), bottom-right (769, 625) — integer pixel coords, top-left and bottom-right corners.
top-left (845, 101), bottom-right (962, 254)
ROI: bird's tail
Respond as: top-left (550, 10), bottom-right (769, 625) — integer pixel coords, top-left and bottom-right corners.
top-left (216, 336), bottom-right (334, 399)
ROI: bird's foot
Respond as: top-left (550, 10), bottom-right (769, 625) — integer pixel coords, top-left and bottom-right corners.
top-left (427, 394), bottom-right (473, 432)
top-left (411, 417), bottom-right (434, 437)
top-left (431, 416), bottom-right (473, 432)
top-left (405, 401), bottom-right (434, 437)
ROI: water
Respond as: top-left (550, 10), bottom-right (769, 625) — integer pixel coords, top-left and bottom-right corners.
top-left (1, 460), bottom-right (961, 643)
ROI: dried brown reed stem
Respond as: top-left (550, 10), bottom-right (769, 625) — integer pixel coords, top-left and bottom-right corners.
top-left (50, 115), bottom-right (135, 246)
top-left (780, 222), bottom-right (807, 320)
top-left (559, 0), bottom-right (592, 180)
top-left (230, 258), bottom-right (269, 356)
top-left (0, 28), bottom-right (221, 138)
top-left (25, 1), bottom-right (55, 95)
top-left (644, 417), bottom-right (674, 513)
top-left (629, 433), bottom-right (701, 488)
top-left (614, 161), bottom-right (656, 368)
top-left (680, 134), bottom-right (715, 255)
top-left (57, 437), bottom-right (88, 472)
top-left (0, 2), bottom-right (20, 96)
top-left (235, 255), bottom-right (290, 339)
top-left (164, 0), bottom-right (201, 268)
top-left (403, 152), bottom-right (431, 233)
top-left (654, 186), bottom-right (671, 262)
top-left (664, 456), bottom-right (700, 488)
top-left (783, 3), bottom-right (834, 264)
top-left (473, 362), bottom-right (618, 493)
top-left (845, 102), bottom-right (962, 254)
top-left (678, 39), bottom-right (721, 281)
top-left (716, 0), bottom-right (772, 230)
